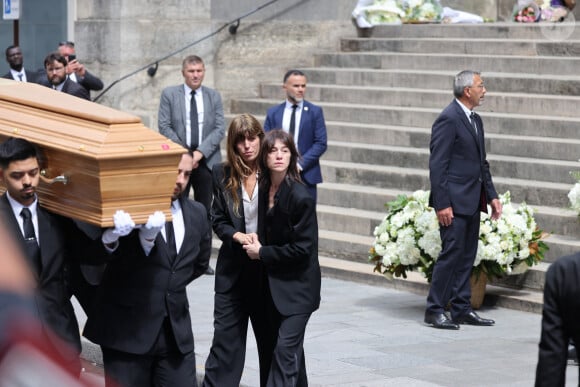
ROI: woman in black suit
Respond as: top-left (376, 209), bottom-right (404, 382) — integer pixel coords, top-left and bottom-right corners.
top-left (203, 114), bottom-right (274, 387)
top-left (244, 129), bottom-right (321, 387)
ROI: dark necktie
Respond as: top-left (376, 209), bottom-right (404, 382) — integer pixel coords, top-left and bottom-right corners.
top-left (470, 112), bottom-right (478, 134)
top-left (20, 208), bottom-right (41, 275)
top-left (289, 104), bottom-right (298, 137)
top-left (17, 73), bottom-right (23, 81)
top-left (190, 90), bottom-right (199, 149)
top-left (165, 222), bottom-right (177, 261)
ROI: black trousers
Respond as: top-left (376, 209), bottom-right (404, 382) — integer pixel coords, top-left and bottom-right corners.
top-left (267, 311), bottom-right (311, 387)
top-left (426, 211), bottom-right (480, 319)
top-left (187, 160), bottom-right (212, 214)
top-left (102, 318), bottom-right (197, 387)
top-left (203, 264), bottom-right (275, 387)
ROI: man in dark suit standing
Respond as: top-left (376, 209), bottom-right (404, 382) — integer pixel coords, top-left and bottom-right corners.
top-left (41, 52), bottom-right (90, 101)
top-left (158, 55), bottom-right (225, 275)
top-left (84, 151), bottom-right (211, 387)
top-left (2, 45), bottom-right (40, 83)
top-left (263, 69), bottom-right (328, 201)
top-left (0, 137), bottom-right (82, 376)
top-left (425, 70), bottom-right (502, 330)
top-left (535, 253), bottom-right (580, 386)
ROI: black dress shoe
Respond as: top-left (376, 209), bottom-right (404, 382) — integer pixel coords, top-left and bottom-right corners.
top-left (453, 311), bottom-right (494, 326)
top-left (205, 266), bottom-right (215, 275)
top-left (424, 311), bottom-right (459, 330)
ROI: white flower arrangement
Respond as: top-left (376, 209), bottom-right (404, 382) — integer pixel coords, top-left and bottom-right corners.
top-left (567, 170), bottom-right (580, 214)
top-left (369, 190), bottom-right (548, 281)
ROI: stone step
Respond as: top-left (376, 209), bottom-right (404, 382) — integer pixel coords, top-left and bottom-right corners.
top-left (324, 120), bottom-right (580, 161)
top-left (365, 22), bottom-right (580, 41)
top-left (320, 255), bottom-right (544, 314)
top-left (232, 98), bottom-right (580, 138)
top-left (314, 51), bottom-right (580, 76)
top-left (260, 83), bottom-right (580, 118)
top-left (340, 37), bottom-right (580, 57)
top-left (317, 182), bottom-right (580, 236)
top-left (303, 68), bottom-right (580, 96)
top-left (324, 140), bottom-right (579, 184)
top-left (320, 159), bottom-right (573, 208)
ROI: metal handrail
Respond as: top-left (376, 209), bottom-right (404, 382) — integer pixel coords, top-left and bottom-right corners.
top-left (93, 0), bottom-right (279, 103)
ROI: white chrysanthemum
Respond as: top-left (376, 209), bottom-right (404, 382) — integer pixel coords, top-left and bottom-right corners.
top-left (415, 210), bottom-right (437, 234)
top-left (378, 231), bottom-right (391, 244)
top-left (518, 247), bottom-right (530, 259)
top-left (418, 229), bottom-right (441, 259)
top-left (412, 189), bottom-right (430, 204)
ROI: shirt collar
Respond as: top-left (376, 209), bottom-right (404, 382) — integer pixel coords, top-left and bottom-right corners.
top-left (6, 192), bottom-right (38, 219)
top-left (455, 98), bottom-right (473, 120)
top-left (285, 100), bottom-right (303, 109)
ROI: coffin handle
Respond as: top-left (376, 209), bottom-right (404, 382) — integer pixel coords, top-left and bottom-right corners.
top-left (40, 169), bottom-right (69, 185)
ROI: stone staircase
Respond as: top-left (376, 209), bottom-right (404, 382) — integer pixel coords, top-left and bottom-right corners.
top-left (228, 22), bottom-right (580, 312)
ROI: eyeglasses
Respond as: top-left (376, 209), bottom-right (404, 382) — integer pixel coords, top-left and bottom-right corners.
top-left (58, 41), bottom-right (75, 47)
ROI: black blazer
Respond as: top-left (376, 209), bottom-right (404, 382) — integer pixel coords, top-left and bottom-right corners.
top-left (83, 197), bottom-right (211, 354)
top-left (211, 164), bottom-right (265, 294)
top-left (258, 178), bottom-right (321, 316)
top-left (536, 253), bottom-right (580, 386)
top-left (1, 69), bottom-right (41, 83)
top-left (429, 99), bottom-right (497, 216)
top-left (37, 77), bottom-right (90, 100)
top-left (0, 194), bottom-right (81, 361)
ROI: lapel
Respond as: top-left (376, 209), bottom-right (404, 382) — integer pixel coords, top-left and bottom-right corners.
top-left (178, 86), bottom-right (187, 142)
top-left (0, 194), bottom-right (22, 243)
top-left (275, 103), bottom-right (286, 127)
top-left (453, 100), bottom-right (481, 152)
top-left (36, 206), bottom-right (51, 270)
top-left (222, 166), bottom-right (246, 233)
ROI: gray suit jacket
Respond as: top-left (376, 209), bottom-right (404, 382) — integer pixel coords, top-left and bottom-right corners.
top-left (158, 84), bottom-right (225, 170)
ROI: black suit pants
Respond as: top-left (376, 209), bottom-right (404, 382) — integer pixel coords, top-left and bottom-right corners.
top-left (203, 267), bottom-right (275, 387)
top-left (187, 160), bottom-right (212, 214)
top-left (426, 211), bottom-right (480, 319)
top-left (267, 312), bottom-right (311, 387)
top-left (102, 318), bottom-right (197, 387)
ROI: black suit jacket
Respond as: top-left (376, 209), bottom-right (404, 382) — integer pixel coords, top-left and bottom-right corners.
top-left (0, 194), bottom-right (81, 361)
top-left (211, 164), bottom-right (265, 294)
top-left (258, 178), bottom-right (321, 316)
top-left (1, 69), bottom-right (40, 83)
top-left (83, 197), bottom-right (211, 354)
top-left (37, 77), bottom-right (90, 100)
top-left (536, 253), bottom-right (580, 386)
top-left (428, 99), bottom-right (497, 216)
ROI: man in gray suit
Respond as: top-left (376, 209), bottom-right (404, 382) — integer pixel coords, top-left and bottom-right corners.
top-left (158, 55), bottom-right (225, 275)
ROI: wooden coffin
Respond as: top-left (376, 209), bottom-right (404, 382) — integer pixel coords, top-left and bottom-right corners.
top-left (0, 79), bottom-right (185, 227)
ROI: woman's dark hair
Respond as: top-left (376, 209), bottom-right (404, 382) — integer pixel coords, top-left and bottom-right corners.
top-left (223, 114), bottom-right (264, 214)
top-left (259, 129), bottom-right (302, 191)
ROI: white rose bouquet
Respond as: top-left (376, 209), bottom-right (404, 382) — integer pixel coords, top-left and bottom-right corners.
top-left (369, 190), bottom-right (548, 281)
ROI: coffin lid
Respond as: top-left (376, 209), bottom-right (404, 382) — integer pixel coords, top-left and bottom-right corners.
top-left (0, 79), bottom-right (185, 227)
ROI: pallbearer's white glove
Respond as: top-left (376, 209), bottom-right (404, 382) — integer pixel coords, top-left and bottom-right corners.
top-left (139, 211), bottom-right (166, 255)
top-left (139, 211), bottom-right (166, 241)
top-left (102, 210), bottom-right (136, 245)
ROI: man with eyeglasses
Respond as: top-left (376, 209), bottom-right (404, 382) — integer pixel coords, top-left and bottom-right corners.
top-left (425, 70), bottom-right (502, 330)
top-left (57, 41), bottom-right (104, 97)
top-left (2, 45), bottom-right (40, 83)
top-left (40, 52), bottom-right (89, 100)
